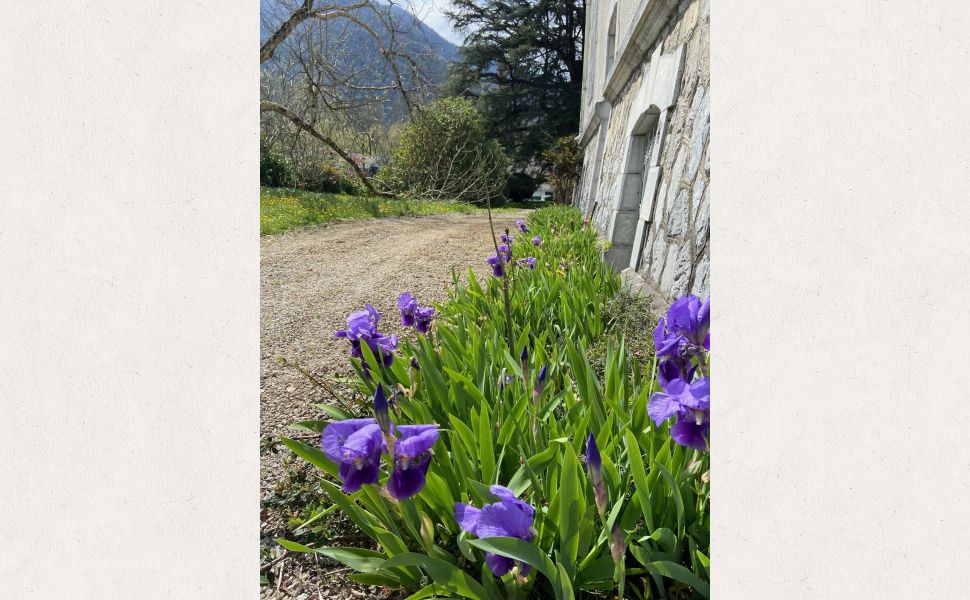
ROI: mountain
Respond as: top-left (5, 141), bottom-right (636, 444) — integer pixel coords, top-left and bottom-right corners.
top-left (261, 0), bottom-right (459, 123)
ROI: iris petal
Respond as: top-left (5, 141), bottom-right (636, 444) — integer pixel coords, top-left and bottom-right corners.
top-left (657, 358), bottom-right (696, 392)
top-left (395, 425), bottom-right (440, 457)
top-left (338, 460), bottom-right (380, 493)
top-left (454, 503), bottom-right (481, 534)
top-left (648, 390), bottom-right (681, 427)
top-left (484, 553), bottom-right (515, 577)
top-left (476, 500), bottom-right (534, 540)
top-left (488, 486), bottom-right (535, 519)
top-left (670, 417), bottom-right (709, 450)
top-left (320, 418), bottom-right (377, 463)
top-left (387, 454), bottom-right (432, 499)
top-left (342, 423), bottom-right (382, 458)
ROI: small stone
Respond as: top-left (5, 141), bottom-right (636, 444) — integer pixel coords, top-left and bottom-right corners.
top-left (692, 255), bottom-right (710, 297)
top-left (666, 188), bottom-right (690, 236)
top-left (660, 244), bottom-right (681, 292)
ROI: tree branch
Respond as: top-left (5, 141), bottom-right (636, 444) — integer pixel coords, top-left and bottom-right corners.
top-left (261, 100), bottom-right (394, 197)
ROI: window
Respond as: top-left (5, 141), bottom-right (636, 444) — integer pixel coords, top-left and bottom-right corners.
top-left (606, 7), bottom-right (617, 75)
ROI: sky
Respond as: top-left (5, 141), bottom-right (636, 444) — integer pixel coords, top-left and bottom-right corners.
top-left (406, 0), bottom-right (465, 45)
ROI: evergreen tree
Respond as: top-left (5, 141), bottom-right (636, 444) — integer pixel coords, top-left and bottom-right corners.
top-left (446, 0), bottom-right (585, 166)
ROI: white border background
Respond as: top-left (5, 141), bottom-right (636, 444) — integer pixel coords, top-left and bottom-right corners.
top-left (1, 2), bottom-right (258, 598)
top-left (2, 1), bottom-right (969, 598)
top-left (714, 1), bottom-right (970, 597)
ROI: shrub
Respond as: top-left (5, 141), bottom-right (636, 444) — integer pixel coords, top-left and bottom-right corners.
top-left (281, 206), bottom-right (710, 599)
top-left (378, 97), bottom-right (510, 203)
top-left (260, 145), bottom-right (294, 188)
top-left (542, 136), bottom-right (582, 205)
top-left (293, 161), bottom-right (358, 194)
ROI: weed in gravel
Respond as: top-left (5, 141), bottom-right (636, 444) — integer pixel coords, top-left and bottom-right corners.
top-left (587, 286), bottom-right (657, 379)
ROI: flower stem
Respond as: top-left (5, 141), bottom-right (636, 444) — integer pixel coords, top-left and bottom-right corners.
top-left (694, 349), bottom-right (710, 378)
top-left (484, 194), bottom-right (514, 353)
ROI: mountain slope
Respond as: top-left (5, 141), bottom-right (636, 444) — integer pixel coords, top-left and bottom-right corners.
top-left (261, 0), bottom-right (459, 123)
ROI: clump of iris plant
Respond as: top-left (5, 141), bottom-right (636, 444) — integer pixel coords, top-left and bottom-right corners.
top-left (649, 295), bottom-right (711, 450)
top-left (320, 386), bottom-right (440, 499)
top-left (398, 292), bottom-right (436, 334)
top-left (334, 304), bottom-right (398, 368)
top-left (532, 235), bottom-right (542, 246)
top-left (516, 219), bottom-right (529, 233)
top-left (454, 485), bottom-right (537, 578)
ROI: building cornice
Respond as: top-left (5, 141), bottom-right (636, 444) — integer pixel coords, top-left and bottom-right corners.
top-left (577, 99), bottom-right (614, 148)
top-left (577, 114), bottom-right (599, 148)
top-left (602, 0), bottom-right (679, 102)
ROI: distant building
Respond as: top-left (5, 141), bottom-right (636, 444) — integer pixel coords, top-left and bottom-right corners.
top-left (576, 0), bottom-right (709, 300)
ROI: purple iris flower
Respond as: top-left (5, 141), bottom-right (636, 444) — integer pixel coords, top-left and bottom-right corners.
top-left (485, 254), bottom-right (507, 278)
top-left (335, 304), bottom-right (380, 354)
top-left (516, 219), bottom-right (529, 233)
top-left (657, 357), bottom-right (697, 391)
top-left (372, 333), bottom-right (398, 366)
top-left (517, 257), bottom-right (536, 270)
top-left (500, 232), bottom-right (514, 244)
top-left (414, 306), bottom-right (435, 334)
top-left (648, 377), bottom-right (710, 450)
top-left (320, 418), bottom-right (383, 493)
top-left (454, 485), bottom-right (536, 577)
top-left (335, 305), bottom-right (397, 366)
top-left (532, 235), bottom-right (542, 246)
top-left (387, 424), bottom-right (440, 499)
top-left (654, 295), bottom-right (711, 359)
top-left (497, 244), bottom-right (513, 261)
top-left (398, 292), bottom-right (418, 327)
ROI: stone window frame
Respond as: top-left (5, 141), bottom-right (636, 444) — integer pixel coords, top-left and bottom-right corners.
top-left (604, 43), bottom-right (686, 272)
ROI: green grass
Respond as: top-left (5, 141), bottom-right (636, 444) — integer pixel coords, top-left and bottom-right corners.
top-left (261, 186), bottom-right (522, 235)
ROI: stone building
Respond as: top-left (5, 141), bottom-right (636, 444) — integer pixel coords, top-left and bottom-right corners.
top-left (576, 0), bottom-right (709, 301)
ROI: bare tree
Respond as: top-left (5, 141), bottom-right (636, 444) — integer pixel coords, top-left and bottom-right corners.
top-left (260, 0), bottom-right (444, 195)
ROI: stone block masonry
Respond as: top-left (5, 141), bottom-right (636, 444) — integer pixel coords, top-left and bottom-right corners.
top-left (576, 0), bottom-right (709, 303)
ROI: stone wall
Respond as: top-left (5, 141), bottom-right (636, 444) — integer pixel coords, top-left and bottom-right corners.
top-left (577, 0), bottom-right (710, 301)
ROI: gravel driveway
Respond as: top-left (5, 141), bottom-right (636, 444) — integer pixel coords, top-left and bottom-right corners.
top-left (260, 211), bottom-right (524, 598)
